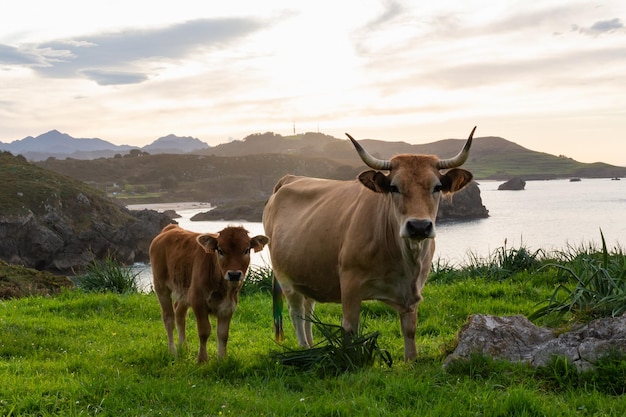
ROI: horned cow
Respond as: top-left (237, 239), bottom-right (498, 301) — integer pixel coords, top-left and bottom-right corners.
top-left (149, 224), bottom-right (269, 363)
top-left (263, 127), bottom-right (476, 360)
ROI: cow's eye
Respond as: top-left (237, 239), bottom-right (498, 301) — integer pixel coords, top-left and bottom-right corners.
top-left (433, 184), bottom-right (443, 193)
top-left (216, 247), bottom-right (224, 256)
top-left (244, 248), bottom-right (251, 255)
top-left (389, 184), bottom-right (400, 193)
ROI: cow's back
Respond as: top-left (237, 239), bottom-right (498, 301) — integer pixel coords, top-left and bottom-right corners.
top-left (263, 175), bottom-right (396, 302)
top-left (150, 225), bottom-right (210, 299)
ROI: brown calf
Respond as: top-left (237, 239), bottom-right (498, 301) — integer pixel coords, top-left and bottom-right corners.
top-left (149, 224), bottom-right (269, 363)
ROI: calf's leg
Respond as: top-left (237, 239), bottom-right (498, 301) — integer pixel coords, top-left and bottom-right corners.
top-left (216, 314), bottom-right (232, 358)
top-left (174, 301), bottom-right (189, 350)
top-left (193, 304), bottom-right (212, 363)
top-left (155, 288), bottom-right (177, 355)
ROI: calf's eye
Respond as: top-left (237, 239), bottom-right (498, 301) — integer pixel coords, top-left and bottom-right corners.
top-left (433, 184), bottom-right (443, 193)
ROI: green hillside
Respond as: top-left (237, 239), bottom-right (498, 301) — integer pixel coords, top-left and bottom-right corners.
top-left (31, 132), bottom-right (626, 206)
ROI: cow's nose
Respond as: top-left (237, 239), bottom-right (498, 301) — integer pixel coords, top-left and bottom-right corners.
top-left (227, 271), bottom-right (243, 282)
top-left (403, 219), bottom-right (435, 239)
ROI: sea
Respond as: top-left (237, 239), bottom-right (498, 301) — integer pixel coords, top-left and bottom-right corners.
top-left (131, 177), bottom-right (626, 290)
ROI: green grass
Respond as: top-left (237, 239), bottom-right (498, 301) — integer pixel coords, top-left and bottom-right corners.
top-left (2, 258), bottom-right (626, 416)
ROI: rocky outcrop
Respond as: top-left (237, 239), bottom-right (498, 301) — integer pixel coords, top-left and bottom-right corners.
top-left (444, 314), bottom-right (626, 371)
top-left (191, 202), bottom-right (264, 222)
top-left (0, 152), bottom-right (174, 273)
top-left (437, 181), bottom-right (489, 221)
top-left (498, 177), bottom-right (526, 190)
top-left (0, 206), bottom-right (173, 273)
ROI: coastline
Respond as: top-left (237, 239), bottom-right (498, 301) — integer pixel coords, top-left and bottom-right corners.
top-left (126, 201), bottom-right (212, 212)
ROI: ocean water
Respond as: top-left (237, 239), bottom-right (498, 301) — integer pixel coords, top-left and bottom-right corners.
top-left (135, 177), bottom-right (626, 288)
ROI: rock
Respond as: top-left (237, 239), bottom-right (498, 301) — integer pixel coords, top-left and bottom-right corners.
top-left (444, 314), bottom-right (626, 371)
top-left (191, 202), bottom-right (265, 222)
top-left (498, 177), bottom-right (526, 190)
top-left (437, 181), bottom-right (489, 221)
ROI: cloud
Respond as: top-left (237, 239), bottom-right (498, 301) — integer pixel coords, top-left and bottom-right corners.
top-left (2, 17), bottom-right (263, 85)
top-left (0, 44), bottom-right (46, 65)
top-left (573, 18), bottom-right (624, 36)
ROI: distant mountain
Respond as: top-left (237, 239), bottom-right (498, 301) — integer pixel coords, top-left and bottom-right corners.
top-left (142, 134), bottom-right (209, 154)
top-left (0, 130), bottom-right (210, 160)
top-left (0, 130), bottom-right (134, 160)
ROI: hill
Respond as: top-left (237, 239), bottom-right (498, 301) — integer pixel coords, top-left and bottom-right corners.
top-left (0, 152), bottom-right (172, 273)
top-left (202, 132), bottom-right (625, 180)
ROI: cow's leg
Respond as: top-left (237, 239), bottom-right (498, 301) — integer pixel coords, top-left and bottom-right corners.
top-left (155, 288), bottom-right (177, 355)
top-left (174, 301), bottom-right (189, 351)
top-left (303, 297), bottom-right (315, 347)
top-left (398, 306), bottom-right (418, 361)
top-left (283, 287), bottom-right (312, 347)
top-left (192, 304), bottom-right (212, 363)
top-left (216, 314), bottom-right (232, 358)
top-left (339, 277), bottom-right (362, 337)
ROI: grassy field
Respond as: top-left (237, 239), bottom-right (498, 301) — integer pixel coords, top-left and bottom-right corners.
top-left (2, 245), bottom-right (626, 416)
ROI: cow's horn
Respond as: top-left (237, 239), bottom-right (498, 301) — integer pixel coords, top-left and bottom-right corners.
top-left (345, 133), bottom-right (392, 170)
top-left (436, 126), bottom-right (476, 169)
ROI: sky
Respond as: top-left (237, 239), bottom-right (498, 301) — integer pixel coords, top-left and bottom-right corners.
top-left (1, 0), bottom-right (625, 166)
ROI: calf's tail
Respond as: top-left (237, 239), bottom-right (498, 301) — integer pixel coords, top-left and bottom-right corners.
top-left (272, 274), bottom-right (284, 343)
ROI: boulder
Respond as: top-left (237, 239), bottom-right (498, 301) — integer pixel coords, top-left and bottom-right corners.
top-left (444, 314), bottom-right (626, 371)
top-left (498, 177), bottom-right (526, 190)
top-left (437, 181), bottom-right (489, 221)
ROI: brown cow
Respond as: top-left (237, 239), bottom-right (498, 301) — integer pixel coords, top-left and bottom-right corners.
top-left (263, 127), bottom-right (475, 360)
top-left (149, 224), bottom-right (269, 363)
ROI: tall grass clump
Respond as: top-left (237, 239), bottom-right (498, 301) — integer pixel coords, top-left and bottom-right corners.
top-left (530, 231), bottom-right (626, 322)
top-left (464, 239), bottom-right (544, 281)
top-left (242, 263), bottom-right (274, 295)
top-left (270, 315), bottom-right (392, 376)
top-left (73, 255), bottom-right (140, 294)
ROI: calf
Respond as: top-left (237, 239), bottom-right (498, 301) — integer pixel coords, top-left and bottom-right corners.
top-left (149, 224), bottom-right (269, 363)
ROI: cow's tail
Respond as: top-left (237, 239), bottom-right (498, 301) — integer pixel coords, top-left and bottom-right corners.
top-left (272, 274), bottom-right (284, 343)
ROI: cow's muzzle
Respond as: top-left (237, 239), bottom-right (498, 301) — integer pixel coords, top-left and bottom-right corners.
top-left (226, 271), bottom-right (243, 282)
top-left (401, 219), bottom-right (436, 239)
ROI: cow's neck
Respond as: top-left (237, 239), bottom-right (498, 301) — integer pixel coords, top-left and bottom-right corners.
top-left (400, 237), bottom-right (433, 280)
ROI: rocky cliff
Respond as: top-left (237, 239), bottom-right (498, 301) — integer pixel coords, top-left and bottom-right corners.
top-left (0, 152), bottom-right (173, 273)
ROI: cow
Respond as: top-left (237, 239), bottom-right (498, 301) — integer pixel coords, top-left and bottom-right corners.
top-left (149, 224), bottom-right (269, 363)
top-left (262, 127), bottom-right (475, 360)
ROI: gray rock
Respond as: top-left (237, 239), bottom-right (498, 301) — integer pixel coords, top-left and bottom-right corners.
top-left (498, 177), bottom-right (526, 190)
top-left (444, 314), bottom-right (626, 371)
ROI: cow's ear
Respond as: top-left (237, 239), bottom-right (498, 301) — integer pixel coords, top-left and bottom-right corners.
top-left (441, 169), bottom-right (473, 193)
top-left (250, 235), bottom-right (269, 253)
top-left (196, 233), bottom-right (219, 253)
top-left (358, 170), bottom-right (391, 193)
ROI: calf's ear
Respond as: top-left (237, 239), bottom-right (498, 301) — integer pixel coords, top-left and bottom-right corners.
top-left (441, 169), bottom-right (473, 193)
top-left (196, 233), bottom-right (219, 253)
top-left (250, 235), bottom-right (269, 253)
top-left (358, 170), bottom-right (391, 193)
